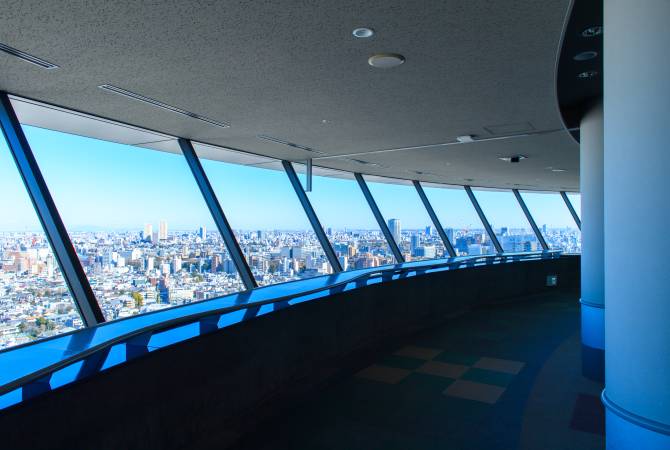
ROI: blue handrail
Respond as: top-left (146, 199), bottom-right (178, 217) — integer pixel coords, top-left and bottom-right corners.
top-left (0, 251), bottom-right (561, 410)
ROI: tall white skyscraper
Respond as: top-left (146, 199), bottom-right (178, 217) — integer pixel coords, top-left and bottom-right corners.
top-left (143, 223), bottom-right (153, 242)
top-left (159, 221), bottom-right (168, 240)
top-left (388, 219), bottom-right (401, 243)
top-left (339, 255), bottom-right (349, 271)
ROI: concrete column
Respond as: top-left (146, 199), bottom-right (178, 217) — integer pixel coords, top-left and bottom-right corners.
top-left (603, 1), bottom-right (670, 448)
top-left (580, 101), bottom-right (604, 381)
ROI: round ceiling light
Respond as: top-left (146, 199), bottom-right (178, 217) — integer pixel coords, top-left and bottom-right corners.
top-left (581, 26), bottom-right (603, 37)
top-left (577, 70), bottom-right (598, 79)
top-left (574, 51), bottom-right (598, 61)
top-left (352, 27), bottom-right (375, 38)
top-left (368, 53), bottom-right (405, 69)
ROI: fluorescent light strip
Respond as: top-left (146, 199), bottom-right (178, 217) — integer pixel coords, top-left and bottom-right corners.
top-left (0, 43), bottom-right (59, 69)
top-left (314, 127), bottom-right (580, 161)
top-left (98, 85), bottom-right (229, 128)
top-left (257, 134), bottom-right (325, 155)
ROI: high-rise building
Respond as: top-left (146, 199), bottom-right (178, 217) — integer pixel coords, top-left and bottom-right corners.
top-left (145, 256), bottom-right (155, 271)
top-left (414, 245), bottom-right (436, 258)
top-left (445, 228), bottom-right (454, 244)
top-left (339, 255), bottom-right (349, 271)
top-left (222, 258), bottom-right (236, 274)
top-left (211, 254), bottom-right (221, 272)
top-left (199, 226), bottom-right (206, 240)
top-left (172, 256), bottom-right (182, 274)
top-left (411, 234), bottom-right (420, 252)
top-left (388, 219), bottom-right (401, 243)
top-left (143, 223), bottom-right (153, 242)
top-left (159, 221), bottom-right (168, 240)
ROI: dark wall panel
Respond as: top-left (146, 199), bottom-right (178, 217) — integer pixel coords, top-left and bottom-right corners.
top-left (0, 256), bottom-right (579, 450)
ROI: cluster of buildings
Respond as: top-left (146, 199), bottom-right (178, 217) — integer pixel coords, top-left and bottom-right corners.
top-left (0, 219), bottom-right (580, 350)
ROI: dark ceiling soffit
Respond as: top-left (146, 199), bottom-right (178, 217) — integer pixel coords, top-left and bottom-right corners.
top-left (555, 0), bottom-right (603, 142)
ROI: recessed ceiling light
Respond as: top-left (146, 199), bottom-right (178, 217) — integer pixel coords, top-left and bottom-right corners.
top-left (353, 27), bottom-right (375, 38)
top-left (456, 135), bottom-right (476, 143)
top-left (574, 51), bottom-right (598, 61)
top-left (0, 42), bottom-right (59, 69)
top-left (499, 155), bottom-right (527, 163)
top-left (551, 168), bottom-right (567, 172)
top-left (99, 84), bottom-right (229, 128)
top-left (581, 26), bottom-right (603, 37)
top-left (368, 53), bottom-right (405, 69)
top-left (577, 70), bottom-right (598, 79)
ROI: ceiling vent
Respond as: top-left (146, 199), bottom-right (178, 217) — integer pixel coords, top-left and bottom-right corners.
top-left (99, 85), bottom-right (230, 128)
top-left (0, 42), bottom-right (59, 69)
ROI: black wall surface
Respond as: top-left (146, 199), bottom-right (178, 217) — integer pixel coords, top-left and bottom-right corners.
top-left (0, 256), bottom-right (579, 450)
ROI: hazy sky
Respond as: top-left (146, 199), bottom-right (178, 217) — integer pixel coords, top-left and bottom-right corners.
top-left (0, 125), bottom-right (580, 232)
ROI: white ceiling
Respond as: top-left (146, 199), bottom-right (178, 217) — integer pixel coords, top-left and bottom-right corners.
top-left (0, 0), bottom-right (578, 191)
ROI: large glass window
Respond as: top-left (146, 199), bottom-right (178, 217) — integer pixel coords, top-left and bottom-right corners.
top-left (421, 184), bottom-right (494, 256)
top-left (471, 189), bottom-right (541, 253)
top-left (520, 191), bottom-right (581, 253)
top-left (0, 138), bottom-right (83, 350)
top-left (197, 156), bottom-right (330, 286)
top-left (567, 193), bottom-right (581, 220)
top-left (22, 126), bottom-right (245, 322)
top-left (294, 165), bottom-right (396, 269)
top-left (364, 176), bottom-right (446, 261)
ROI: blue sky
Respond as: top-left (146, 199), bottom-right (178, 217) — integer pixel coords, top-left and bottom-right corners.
top-left (0, 125), bottom-right (580, 232)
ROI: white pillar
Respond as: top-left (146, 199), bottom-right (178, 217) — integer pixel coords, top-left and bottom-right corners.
top-left (604, 1), bottom-right (670, 448)
top-left (580, 101), bottom-right (604, 380)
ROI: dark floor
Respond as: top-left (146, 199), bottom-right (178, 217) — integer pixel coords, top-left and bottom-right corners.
top-left (233, 292), bottom-right (604, 450)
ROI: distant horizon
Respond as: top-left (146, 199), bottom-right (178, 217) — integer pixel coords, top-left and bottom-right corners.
top-left (0, 224), bottom-right (578, 233)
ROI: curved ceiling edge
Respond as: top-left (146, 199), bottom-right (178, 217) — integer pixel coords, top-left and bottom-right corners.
top-left (556, 0), bottom-right (603, 143)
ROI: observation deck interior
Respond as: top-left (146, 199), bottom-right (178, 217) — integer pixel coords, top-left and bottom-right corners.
top-left (1, 0), bottom-right (668, 448)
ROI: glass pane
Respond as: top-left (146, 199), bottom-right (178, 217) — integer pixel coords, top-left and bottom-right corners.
top-left (295, 165), bottom-right (396, 269)
top-left (0, 138), bottom-right (83, 350)
top-left (522, 192), bottom-right (581, 253)
top-left (197, 158), bottom-right (331, 286)
top-left (472, 189), bottom-right (541, 253)
top-left (421, 184), bottom-right (494, 256)
top-left (23, 125), bottom-right (245, 322)
top-left (364, 176), bottom-right (446, 261)
top-left (567, 193), bottom-right (581, 219)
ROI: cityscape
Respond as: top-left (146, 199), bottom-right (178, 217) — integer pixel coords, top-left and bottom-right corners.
top-left (0, 219), bottom-right (580, 350)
